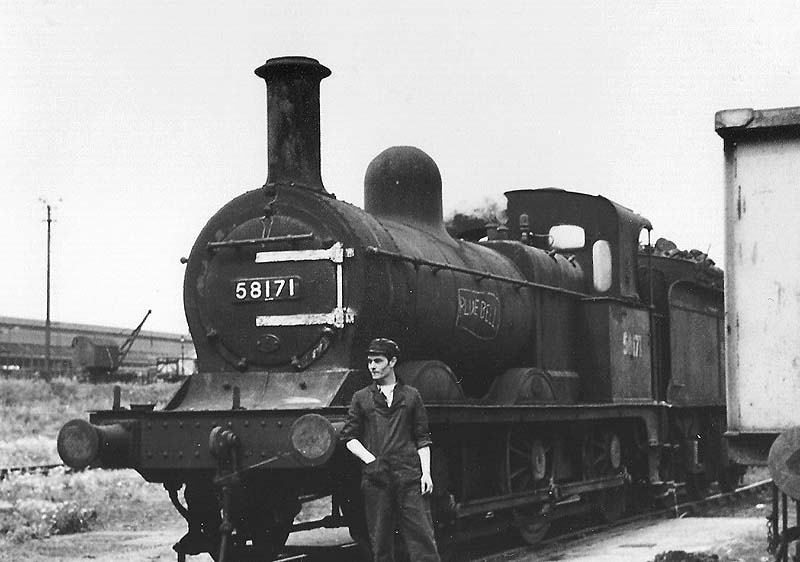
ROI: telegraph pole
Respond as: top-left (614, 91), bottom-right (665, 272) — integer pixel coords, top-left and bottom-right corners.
top-left (40, 198), bottom-right (56, 382)
top-left (45, 203), bottom-right (52, 382)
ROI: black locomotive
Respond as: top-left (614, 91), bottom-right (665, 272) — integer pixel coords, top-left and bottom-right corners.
top-left (57, 56), bottom-right (740, 561)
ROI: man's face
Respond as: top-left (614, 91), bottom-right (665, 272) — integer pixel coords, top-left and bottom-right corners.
top-left (367, 354), bottom-right (396, 381)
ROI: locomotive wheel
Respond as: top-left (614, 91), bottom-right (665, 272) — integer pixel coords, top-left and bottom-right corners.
top-left (502, 427), bottom-right (553, 493)
top-left (220, 517), bottom-right (292, 562)
top-left (501, 427), bottom-right (553, 545)
top-left (686, 472), bottom-right (710, 500)
top-left (671, 415), bottom-right (712, 500)
top-left (581, 429), bottom-right (628, 522)
top-left (517, 516), bottom-right (550, 545)
top-left (225, 490), bottom-right (298, 562)
top-left (719, 464), bottom-right (746, 493)
top-left (598, 486), bottom-right (627, 523)
top-left (581, 430), bottom-right (622, 478)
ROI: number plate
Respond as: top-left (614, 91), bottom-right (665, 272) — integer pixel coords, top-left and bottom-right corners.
top-left (233, 277), bottom-right (300, 302)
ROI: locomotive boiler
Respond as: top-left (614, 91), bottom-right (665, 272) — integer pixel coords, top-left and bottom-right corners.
top-left (57, 56), bottom-right (740, 561)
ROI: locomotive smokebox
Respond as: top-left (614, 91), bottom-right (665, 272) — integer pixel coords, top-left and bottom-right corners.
top-left (255, 56), bottom-right (331, 192)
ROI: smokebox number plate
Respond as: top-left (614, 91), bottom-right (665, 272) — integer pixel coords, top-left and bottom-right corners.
top-left (233, 277), bottom-right (300, 303)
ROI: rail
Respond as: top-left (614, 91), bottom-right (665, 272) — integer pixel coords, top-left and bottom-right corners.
top-left (0, 463), bottom-right (72, 481)
top-left (1, 464), bottom-right (771, 562)
top-left (487, 478), bottom-right (774, 562)
top-left (273, 479), bottom-right (774, 562)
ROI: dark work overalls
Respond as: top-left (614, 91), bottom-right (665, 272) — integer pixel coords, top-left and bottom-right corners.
top-left (341, 380), bottom-right (441, 562)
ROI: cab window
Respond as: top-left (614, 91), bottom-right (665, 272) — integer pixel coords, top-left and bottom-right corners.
top-left (549, 224), bottom-right (585, 250)
top-left (593, 240), bottom-right (612, 293)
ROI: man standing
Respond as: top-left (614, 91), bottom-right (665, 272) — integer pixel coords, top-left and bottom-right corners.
top-left (341, 338), bottom-right (441, 562)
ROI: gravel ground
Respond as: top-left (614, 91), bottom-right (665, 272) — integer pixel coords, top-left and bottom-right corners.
top-left (0, 470), bottom-right (782, 562)
top-left (0, 493), bottom-right (339, 562)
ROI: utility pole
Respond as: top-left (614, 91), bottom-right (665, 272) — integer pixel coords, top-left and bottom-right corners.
top-left (39, 198), bottom-right (57, 382)
top-left (45, 202), bottom-right (52, 382)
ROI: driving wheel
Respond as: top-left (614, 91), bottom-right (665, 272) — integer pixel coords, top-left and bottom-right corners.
top-left (581, 429), bottom-right (627, 522)
top-left (500, 426), bottom-right (554, 545)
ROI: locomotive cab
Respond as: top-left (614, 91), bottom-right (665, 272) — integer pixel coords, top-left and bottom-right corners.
top-left (499, 189), bottom-right (655, 402)
top-left (505, 188), bottom-right (652, 300)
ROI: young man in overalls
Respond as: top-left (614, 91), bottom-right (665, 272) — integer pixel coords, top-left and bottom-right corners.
top-left (341, 338), bottom-right (441, 562)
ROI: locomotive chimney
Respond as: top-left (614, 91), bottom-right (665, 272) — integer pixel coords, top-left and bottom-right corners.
top-left (254, 56), bottom-right (331, 193)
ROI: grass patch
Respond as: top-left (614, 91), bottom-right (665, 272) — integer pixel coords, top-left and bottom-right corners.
top-left (0, 377), bottom-right (180, 465)
top-left (0, 378), bottom-right (181, 544)
top-left (0, 377), bottom-right (180, 442)
top-left (0, 435), bottom-right (57, 467)
top-left (0, 468), bottom-right (175, 544)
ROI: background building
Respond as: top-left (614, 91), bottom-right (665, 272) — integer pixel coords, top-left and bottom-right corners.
top-left (0, 315), bottom-right (195, 379)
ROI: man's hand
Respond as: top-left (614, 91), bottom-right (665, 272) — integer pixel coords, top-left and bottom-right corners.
top-left (346, 439), bottom-right (377, 464)
top-left (418, 445), bottom-right (433, 494)
top-left (421, 473), bottom-right (434, 495)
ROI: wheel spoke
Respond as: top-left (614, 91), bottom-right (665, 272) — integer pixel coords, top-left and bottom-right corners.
top-left (516, 474), bottom-right (531, 490)
top-left (504, 430), bottom-right (554, 494)
top-left (510, 445), bottom-right (528, 458)
top-left (510, 466), bottom-right (528, 479)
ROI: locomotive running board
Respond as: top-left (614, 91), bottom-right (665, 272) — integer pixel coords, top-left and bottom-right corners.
top-left (454, 474), bottom-right (626, 518)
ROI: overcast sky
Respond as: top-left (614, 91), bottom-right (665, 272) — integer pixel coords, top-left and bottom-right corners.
top-left (2, 1), bottom-right (799, 334)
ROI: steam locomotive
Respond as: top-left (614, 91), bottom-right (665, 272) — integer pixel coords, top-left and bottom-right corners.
top-left (57, 56), bottom-right (740, 561)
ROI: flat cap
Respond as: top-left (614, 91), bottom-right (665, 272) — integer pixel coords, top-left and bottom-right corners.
top-left (367, 338), bottom-right (400, 358)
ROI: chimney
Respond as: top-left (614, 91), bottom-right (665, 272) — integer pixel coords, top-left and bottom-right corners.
top-left (254, 56), bottom-right (331, 193)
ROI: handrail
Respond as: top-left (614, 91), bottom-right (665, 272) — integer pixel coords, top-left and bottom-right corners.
top-left (207, 233), bottom-right (314, 251)
top-left (364, 246), bottom-right (587, 298)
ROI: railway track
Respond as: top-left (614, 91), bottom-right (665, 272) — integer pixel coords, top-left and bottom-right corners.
top-left (0, 465), bottom-right (771, 562)
top-left (277, 543), bottom-right (361, 562)
top-left (0, 462), bottom-right (72, 481)
top-left (471, 479), bottom-right (774, 562)
top-left (272, 479), bottom-right (773, 562)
